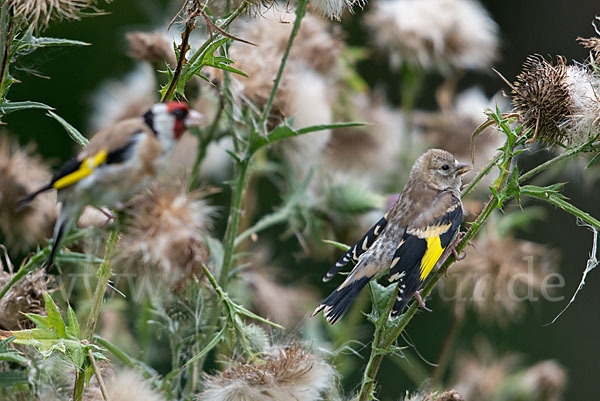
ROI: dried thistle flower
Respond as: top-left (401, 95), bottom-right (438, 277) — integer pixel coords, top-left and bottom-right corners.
top-left (126, 31), bottom-right (176, 66)
top-left (88, 64), bottom-right (158, 132)
top-left (322, 95), bottom-right (408, 190)
top-left (451, 341), bottom-right (517, 401)
top-left (8, 0), bottom-right (105, 31)
top-left (521, 360), bottom-right (567, 401)
top-left (0, 138), bottom-right (57, 251)
top-left (510, 56), bottom-right (570, 145)
top-left (223, 8), bottom-right (343, 126)
top-left (452, 343), bottom-right (567, 401)
top-left (116, 181), bottom-right (213, 283)
top-left (0, 252), bottom-right (53, 330)
top-left (444, 220), bottom-right (557, 323)
top-left (198, 343), bottom-right (337, 401)
top-left (309, 0), bottom-right (362, 21)
top-left (578, 17), bottom-right (600, 66)
top-left (509, 56), bottom-right (600, 145)
top-left (100, 369), bottom-right (165, 401)
top-left (364, 0), bottom-right (499, 71)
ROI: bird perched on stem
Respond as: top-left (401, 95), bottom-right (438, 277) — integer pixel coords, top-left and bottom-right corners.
top-left (18, 101), bottom-right (203, 269)
top-left (313, 149), bottom-right (471, 324)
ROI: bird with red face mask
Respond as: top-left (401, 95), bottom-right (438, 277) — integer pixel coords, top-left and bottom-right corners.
top-left (18, 101), bottom-right (203, 269)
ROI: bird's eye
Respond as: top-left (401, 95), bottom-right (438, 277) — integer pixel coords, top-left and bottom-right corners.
top-left (172, 108), bottom-right (187, 119)
top-left (441, 164), bottom-right (450, 171)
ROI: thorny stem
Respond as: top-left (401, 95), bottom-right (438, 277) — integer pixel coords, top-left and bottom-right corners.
top-left (462, 152), bottom-right (503, 197)
top-left (84, 230), bottom-right (119, 342)
top-left (219, 160), bottom-right (249, 286)
top-left (188, 98), bottom-right (224, 190)
top-left (88, 349), bottom-right (110, 401)
top-left (161, 2), bottom-right (248, 103)
top-left (519, 140), bottom-right (593, 183)
top-left (0, 229), bottom-right (90, 301)
top-left (0, 3), bottom-right (14, 104)
top-left (161, 18), bottom-right (195, 102)
top-left (257, 0), bottom-right (308, 132)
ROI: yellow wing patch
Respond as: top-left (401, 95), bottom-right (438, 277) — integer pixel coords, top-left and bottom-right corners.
top-left (408, 222), bottom-right (452, 239)
top-left (53, 150), bottom-right (108, 189)
top-left (419, 236), bottom-right (445, 281)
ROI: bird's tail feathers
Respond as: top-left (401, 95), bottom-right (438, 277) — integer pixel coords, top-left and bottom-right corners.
top-left (313, 275), bottom-right (372, 325)
top-left (16, 184), bottom-right (53, 211)
top-left (43, 204), bottom-right (80, 271)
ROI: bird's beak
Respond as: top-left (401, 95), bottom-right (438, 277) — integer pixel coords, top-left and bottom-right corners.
top-left (455, 162), bottom-right (472, 176)
top-left (185, 110), bottom-right (205, 128)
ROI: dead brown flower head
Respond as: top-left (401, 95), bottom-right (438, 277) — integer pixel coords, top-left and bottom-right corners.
top-left (0, 252), bottom-right (53, 330)
top-left (444, 222), bottom-right (557, 323)
top-left (509, 56), bottom-right (600, 145)
top-left (198, 343), bottom-right (337, 401)
top-left (510, 56), bottom-right (571, 145)
top-left (0, 138), bottom-right (57, 251)
top-left (117, 181), bottom-right (213, 283)
top-left (8, 0), bottom-right (105, 31)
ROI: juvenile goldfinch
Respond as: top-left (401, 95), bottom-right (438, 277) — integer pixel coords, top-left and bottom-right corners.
top-left (18, 102), bottom-right (203, 269)
top-left (313, 149), bottom-right (471, 324)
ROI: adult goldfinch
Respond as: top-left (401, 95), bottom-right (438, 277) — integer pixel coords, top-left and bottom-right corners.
top-left (18, 101), bottom-right (203, 269)
top-left (313, 149), bottom-right (471, 324)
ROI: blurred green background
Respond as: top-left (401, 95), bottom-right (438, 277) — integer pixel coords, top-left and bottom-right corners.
top-left (4, 0), bottom-right (600, 399)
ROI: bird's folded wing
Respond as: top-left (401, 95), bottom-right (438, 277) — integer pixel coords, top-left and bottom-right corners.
top-left (387, 191), bottom-right (462, 316)
top-left (51, 131), bottom-right (143, 190)
top-left (322, 214), bottom-right (389, 282)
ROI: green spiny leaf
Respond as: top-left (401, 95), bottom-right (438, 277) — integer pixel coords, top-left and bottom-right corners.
top-left (47, 111), bottom-right (88, 147)
top-left (66, 306), bottom-right (80, 340)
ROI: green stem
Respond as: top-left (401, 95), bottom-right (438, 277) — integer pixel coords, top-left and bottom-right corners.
top-left (84, 230), bottom-right (119, 342)
top-left (219, 160), bottom-right (249, 286)
top-left (188, 98), bottom-right (224, 190)
top-left (88, 349), bottom-right (109, 401)
top-left (94, 335), bottom-right (158, 379)
top-left (462, 153), bottom-right (502, 197)
top-left (0, 229), bottom-right (90, 302)
top-left (0, 3), bottom-right (13, 104)
top-left (257, 0), bottom-right (308, 132)
top-left (73, 230), bottom-right (119, 400)
top-left (519, 142), bottom-right (590, 184)
top-left (72, 371), bottom-right (85, 401)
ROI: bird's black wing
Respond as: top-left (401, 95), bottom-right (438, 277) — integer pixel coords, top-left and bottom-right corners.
top-left (387, 191), bottom-right (463, 317)
top-left (322, 214), bottom-right (389, 282)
